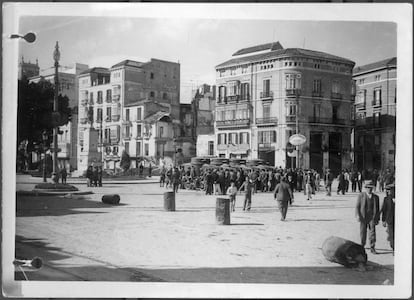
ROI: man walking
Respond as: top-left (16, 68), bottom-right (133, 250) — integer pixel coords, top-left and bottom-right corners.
top-left (274, 177), bottom-right (294, 221)
top-left (381, 183), bottom-right (395, 254)
top-left (355, 181), bottom-right (380, 254)
top-left (324, 168), bottom-right (334, 196)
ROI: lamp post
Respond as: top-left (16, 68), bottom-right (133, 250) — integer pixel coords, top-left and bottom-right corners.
top-left (42, 131), bottom-right (48, 182)
top-left (52, 41), bottom-right (60, 182)
top-left (9, 32), bottom-right (36, 43)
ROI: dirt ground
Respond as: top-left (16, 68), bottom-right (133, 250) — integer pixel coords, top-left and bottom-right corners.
top-left (14, 175), bottom-right (394, 285)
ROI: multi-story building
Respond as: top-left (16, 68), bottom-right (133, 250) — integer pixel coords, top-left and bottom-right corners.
top-left (215, 42), bottom-right (355, 174)
top-left (29, 63), bottom-right (89, 171)
top-left (18, 56), bottom-right (39, 80)
top-left (77, 59), bottom-right (180, 172)
top-left (353, 57), bottom-right (396, 172)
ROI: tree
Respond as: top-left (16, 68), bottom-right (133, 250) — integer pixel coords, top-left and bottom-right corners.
top-left (120, 150), bottom-right (131, 172)
top-left (17, 79), bottom-right (72, 168)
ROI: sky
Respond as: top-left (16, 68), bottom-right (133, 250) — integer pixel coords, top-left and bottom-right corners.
top-left (18, 14), bottom-right (397, 103)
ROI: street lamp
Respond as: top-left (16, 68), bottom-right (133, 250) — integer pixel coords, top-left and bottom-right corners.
top-left (42, 130), bottom-right (48, 182)
top-left (9, 32), bottom-right (36, 43)
top-left (52, 41), bottom-right (60, 183)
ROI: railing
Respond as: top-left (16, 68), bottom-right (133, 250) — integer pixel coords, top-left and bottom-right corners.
top-left (256, 117), bottom-right (278, 125)
top-left (122, 135), bottom-right (132, 141)
top-left (80, 98), bottom-right (88, 106)
top-left (286, 89), bottom-right (301, 97)
top-left (105, 116), bottom-right (112, 122)
top-left (227, 95), bottom-right (239, 102)
top-left (112, 95), bottom-right (120, 102)
top-left (308, 116), bottom-right (349, 125)
top-left (216, 119), bottom-right (250, 127)
top-left (111, 115), bottom-right (120, 122)
top-left (286, 115), bottom-right (296, 122)
top-left (217, 143), bottom-right (250, 151)
top-left (122, 120), bottom-right (132, 126)
top-left (258, 143), bottom-right (275, 150)
top-left (80, 118), bottom-right (89, 124)
top-left (312, 91), bottom-right (322, 98)
top-left (260, 91), bottom-right (274, 99)
top-left (331, 92), bottom-right (342, 99)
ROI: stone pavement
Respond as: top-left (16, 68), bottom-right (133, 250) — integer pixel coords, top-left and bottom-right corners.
top-left (14, 179), bottom-right (394, 285)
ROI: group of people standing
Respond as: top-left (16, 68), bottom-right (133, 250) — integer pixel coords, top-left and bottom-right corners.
top-left (86, 165), bottom-right (103, 187)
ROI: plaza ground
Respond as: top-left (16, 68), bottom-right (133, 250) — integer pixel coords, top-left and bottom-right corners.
top-left (14, 175), bottom-right (393, 284)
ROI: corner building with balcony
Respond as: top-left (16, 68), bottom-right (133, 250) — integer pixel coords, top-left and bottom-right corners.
top-left (77, 59), bottom-right (180, 172)
top-left (353, 57), bottom-right (396, 172)
top-left (215, 42), bottom-right (355, 174)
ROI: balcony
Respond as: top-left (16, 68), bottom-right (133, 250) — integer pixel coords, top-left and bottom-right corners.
top-left (122, 119), bottom-right (132, 126)
top-left (286, 115), bottom-right (296, 123)
top-left (122, 134), bottom-right (132, 141)
top-left (80, 98), bottom-right (88, 106)
top-left (260, 91), bottom-right (274, 100)
top-left (308, 116), bottom-right (349, 126)
top-left (312, 91), bottom-right (322, 98)
top-left (256, 117), bottom-right (278, 125)
top-left (105, 116), bottom-right (112, 122)
top-left (216, 119), bottom-right (250, 127)
top-left (227, 95), bottom-right (239, 103)
top-left (355, 101), bottom-right (366, 110)
top-left (217, 143), bottom-right (250, 151)
top-left (258, 143), bottom-right (275, 151)
top-left (111, 114), bottom-right (120, 122)
top-left (80, 117), bottom-right (89, 124)
top-left (331, 92), bottom-right (342, 100)
top-left (112, 94), bottom-right (120, 102)
top-left (286, 89), bottom-right (301, 97)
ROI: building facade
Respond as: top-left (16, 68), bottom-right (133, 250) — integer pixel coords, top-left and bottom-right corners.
top-left (353, 57), bottom-right (396, 172)
top-left (29, 63), bottom-right (89, 171)
top-left (77, 59), bottom-right (180, 172)
top-left (18, 56), bottom-right (39, 80)
top-left (215, 42), bottom-right (355, 174)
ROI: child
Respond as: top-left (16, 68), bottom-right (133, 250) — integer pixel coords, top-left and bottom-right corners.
top-left (226, 181), bottom-right (238, 212)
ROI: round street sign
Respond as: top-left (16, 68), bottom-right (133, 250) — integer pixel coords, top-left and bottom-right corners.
top-left (289, 134), bottom-right (306, 146)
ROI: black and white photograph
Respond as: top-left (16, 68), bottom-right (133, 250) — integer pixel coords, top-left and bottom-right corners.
top-left (2, 2), bottom-right (412, 298)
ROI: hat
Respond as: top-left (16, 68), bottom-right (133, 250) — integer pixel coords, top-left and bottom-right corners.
top-left (364, 181), bottom-right (376, 188)
top-left (385, 182), bottom-right (395, 190)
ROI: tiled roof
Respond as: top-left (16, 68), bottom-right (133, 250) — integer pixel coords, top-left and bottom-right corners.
top-left (144, 111), bottom-right (171, 123)
top-left (232, 42), bottom-right (283, 56)
top-left (111, 60), bottom-right (145, 68)
top-left (79, 67), bottom-right (109, 75)
top-left (216, 47), bottom-right (354, 69)
top-left (353, 57), bottom-right (397, 75)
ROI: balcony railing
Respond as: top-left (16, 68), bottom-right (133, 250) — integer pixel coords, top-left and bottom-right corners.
top-left (286, 115), bottom-right (296, 123)
top-left (227, 95), bottom-right (239, 102)
top-left (80, 117), bottom-right (89, 124)
top-left (258, 143), bottom-right (275, 150)
top-left (286, 89), bottom-right (301, 97)
top-left (122, 119), bottom-right (132, 126)
top-left (256, 117), bottom-right (278, 125)
top-left (111, 115), bottom-right (120, 122)
top-left (217, 143), bottom-right (250, 151)
top-left (216, 119), bottom-right (250, 127)
top-left (80, 98), bottom-right (88, 106)
top-left (112, 95), bottom-right (120, 102)
top-left (312, 91), bottom-right (322, 98)
top-left (122, 134), bottom-right (132, 141)
top-left (331, 92), bottom-right (342, 99)
top-left (260, 91), bottom-right (274, 100)
top-left (308, 116), bottom-right (349, 125)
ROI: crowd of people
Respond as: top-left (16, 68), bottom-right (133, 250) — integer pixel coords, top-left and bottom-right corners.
top-left (85, 165), bottom-right (103, 187)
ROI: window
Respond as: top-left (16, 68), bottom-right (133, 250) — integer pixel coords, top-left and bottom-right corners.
top-left (125, 126), bottom-right (130, 137)
top-left (373, 112), bottom-right (381, 127)
top-left (258, 131), bottom-right (276, 143)
top-left (97, 108), bottom-right (103, 122)
top-left (332, 106), bottom-right (338, 121)
top-left (359, 78), bottom-right (365, 84)
top-left (239, 132), bottom-right (249, 144)
top-left (285, 74), bottom-right (301, 89)
top-left (150, 72), bottom-right (154, 79)
top-left (163, 92), bottom-right (168, 100)
top-left (373, 88), bottom-right (382, 106)
top-left (125, 142), bottom-right (129, 154)
top-left (144, 144), bottom-right (149, 156)
top-left (113, 146), bottom-right (119, 155)
top-left (150, 91), bottom-right (155, 98)
top-left (375, 74), bottom-right (381, 81)
top-left (208, 141), bottom-right (214, 156)
top-left (313, 79), bottom-right (322, 94)
top-left (106, 107), bottom-right (112, 121)
top-left (104, 128), bottom-right (111, 143)
top-left (263, 104), bottom-right (271, 119)
top-left (218, 86), bottom-right (227, 102)
top-left (106, 89), bottom-right (112, 102)
top-left (125, 109), bottom-right (130, 121)
top-left (218, 133), bottom-right (227, 145)
top-left (263, 79), bottom-right (270, 95)
top-left (374, 135), bottom-right (381, 146)
top-left (313, 104), bottom-right (321, 120)
top-left (90, 92), bottom-right (94, 104)
top-left (357, 90), bottom-right (366, 104)
top-left (241, 83), bottom-right (249, 100)
top-left (137, 107), bottom-right (142, 120)
top-left (228, 133), bottom-right (238, 145)
top-left (137, 124), bottom-right (142, 137)
top-left (136, 141), bottom-right (141, 156)
top-left (242, 66), bottom-right (248, 74)
top-left (159, 126), bottom-right (164, 137)
top-left (97, 91), bottom-right (103, 103)
top-left (219, 70), bottom-right (225, 77)
top-left (332, 80), bottom-right (340, 93)
top-left (230, 68), bottom-right (236, 75)
top-left (288, 104), bottom-right (297, 116)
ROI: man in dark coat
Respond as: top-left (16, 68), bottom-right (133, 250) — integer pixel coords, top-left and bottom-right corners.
top-left (274, 177), bottom-right (294, 221)
top-left (324, 168), bottom-right (334, 196)
top-left (381, 183), bottom-right (395, 253)
top-left (355, 181), bottom-right (380, 254)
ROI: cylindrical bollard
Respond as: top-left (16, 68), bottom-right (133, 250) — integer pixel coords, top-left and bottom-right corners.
top-left (322, 236), bottom-right (367, 267)
top-left (102, 194), bottom-right (120, 205)
top-left (164, 191), bottom-right (175, 211)
top-left (216, 197), bottom-right (230, 225)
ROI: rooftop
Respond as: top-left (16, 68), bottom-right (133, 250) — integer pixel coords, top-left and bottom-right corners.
top-left (80, 67), bottom-right (110, 75)
top-left (353, 57), bottom-right (397, 75)
top-left (111, 59), bottom-right (145, 69)
top-left (216, 43), bottom-right (355, 69)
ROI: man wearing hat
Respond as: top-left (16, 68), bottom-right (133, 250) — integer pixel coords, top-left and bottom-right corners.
top-left (381, 182), bottom-right (395, 253)
top-left (355, 180), bottom-right (381, 254)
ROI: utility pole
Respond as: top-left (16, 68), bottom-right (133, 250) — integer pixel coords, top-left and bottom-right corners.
top-left (296, 95), bottom-right (300, 169)
top-left (52, 41), bottom-right (60, 181)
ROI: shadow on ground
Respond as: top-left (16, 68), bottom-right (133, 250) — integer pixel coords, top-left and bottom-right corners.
top-left (16, 195), bottom-right (126, 217)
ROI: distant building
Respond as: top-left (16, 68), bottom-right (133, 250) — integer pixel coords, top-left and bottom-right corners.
top-left (353, 57), bottom-right (396, 172)
top-left (77, 59), bottom-right (180, 172)
top-left (215, 42), bottom-right (355, 174)
top-left (29, 63), bottom-right (89, 171)
top-left (18, 56), bottom-right (39, 80)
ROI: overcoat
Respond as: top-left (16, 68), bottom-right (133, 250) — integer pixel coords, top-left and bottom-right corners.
top-left (355, 192), bottom-right (380, 224)
top-left (274, 181), bottom-right (293, 203)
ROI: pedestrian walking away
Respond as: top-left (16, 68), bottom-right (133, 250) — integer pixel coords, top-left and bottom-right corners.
top-left (324, 168), bottom-right (334, 196)
top-left (86, 165), bottom-right (93, 187)
top-left (274, 176), bottom-right (294, 221)
top-left (355, 181), bottom-right (380, 254)
top-left (60, 167), bottom-right (67, 184)
top-left (381, 182), bottom-right (395, 254)
top-left (226, 181), bottom-right (238, 212)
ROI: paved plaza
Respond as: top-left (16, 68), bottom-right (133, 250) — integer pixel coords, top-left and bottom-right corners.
top-left (14, 175), bottom-right (394, 284)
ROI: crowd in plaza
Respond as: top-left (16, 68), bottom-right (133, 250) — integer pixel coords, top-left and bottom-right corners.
top-left (159, 164), bottom-right (396, 255)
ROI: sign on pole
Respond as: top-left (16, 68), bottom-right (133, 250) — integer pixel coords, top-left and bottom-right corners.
top-left (289, 134), bottom-right (306, 146)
